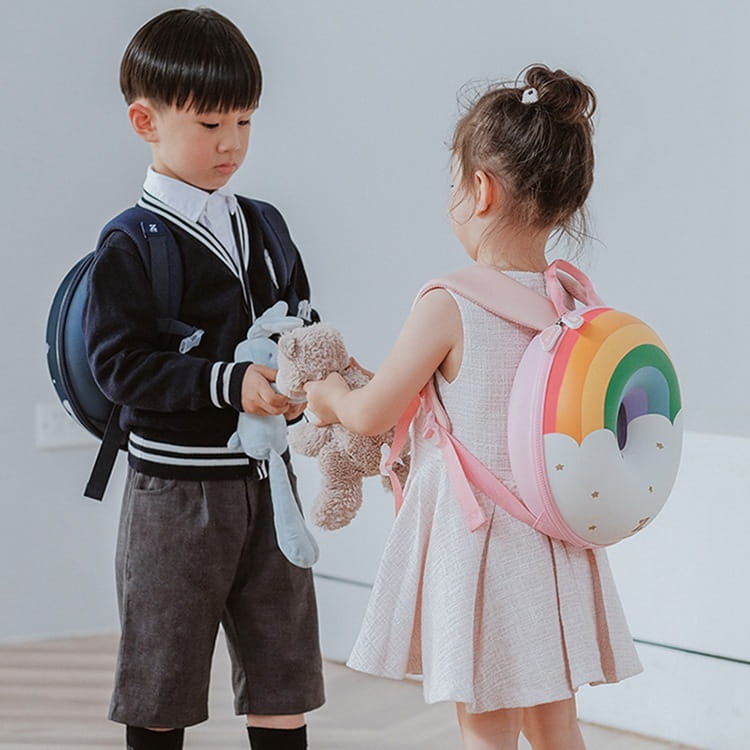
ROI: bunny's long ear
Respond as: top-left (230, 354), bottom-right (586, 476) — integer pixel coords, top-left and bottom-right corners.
top-left (245, 307), bottom-right (275, 340)
top-left (254, 300), bottom-right (288, 325)
top-left (275, 316), bottom-right (304, 334)
top-left (247, 301), bottom-right (289, 339)
top-left (263, 300), bottom-right (289, 321)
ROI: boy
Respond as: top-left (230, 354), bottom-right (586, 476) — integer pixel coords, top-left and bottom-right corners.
top-left (83, 9), bottom-right (324, 750)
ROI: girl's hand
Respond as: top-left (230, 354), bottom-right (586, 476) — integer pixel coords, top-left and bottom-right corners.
top-left (303, 372), bottom-right (350, 426)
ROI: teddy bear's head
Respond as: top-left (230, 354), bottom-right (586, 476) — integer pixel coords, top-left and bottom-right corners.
top-left (277, 323), bottom-right (350, 399)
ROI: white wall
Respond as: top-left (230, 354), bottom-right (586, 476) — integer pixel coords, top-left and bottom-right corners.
top-left (1, 0), bottom-right (161, 641)
top-left (2, 1), bottom-right (748, 746)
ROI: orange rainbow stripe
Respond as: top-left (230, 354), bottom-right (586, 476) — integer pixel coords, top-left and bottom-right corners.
top-left (542, 309), bottom-right (680, 444)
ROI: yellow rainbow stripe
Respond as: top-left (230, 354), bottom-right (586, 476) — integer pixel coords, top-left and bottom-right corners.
top-left (548, 310), bottom-right (668, 443)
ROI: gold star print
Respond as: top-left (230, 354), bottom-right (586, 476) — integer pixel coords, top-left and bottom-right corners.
top-left (656, 442), bottom-right (664, 450)
top-left (555, 464), bottom-right (564, 471)
top-left (630, 517), bottom-right (651, 534)
top-left (591, 490), bottom-right (600, 499)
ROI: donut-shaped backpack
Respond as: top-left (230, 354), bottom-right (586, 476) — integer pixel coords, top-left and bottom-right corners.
top-left (382, 260), bottom-right (683, 548)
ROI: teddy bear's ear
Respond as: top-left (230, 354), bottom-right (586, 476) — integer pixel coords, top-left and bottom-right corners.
top-left (279, 333), bottom-right (298, 358)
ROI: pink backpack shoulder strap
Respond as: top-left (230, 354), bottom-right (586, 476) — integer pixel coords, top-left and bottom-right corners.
top-left (383, 381), bottom-right (539, 531)
top-left (417, 265), bottom-right (557, 331)
top-left (417, 260), bottom-right (604, 326)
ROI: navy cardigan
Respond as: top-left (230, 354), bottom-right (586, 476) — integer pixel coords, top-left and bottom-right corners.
top-left (83, 196), bottom-right (316, 479)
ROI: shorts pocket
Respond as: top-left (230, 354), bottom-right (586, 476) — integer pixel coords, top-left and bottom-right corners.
top-left (130, 473), bottom-right (179, 495)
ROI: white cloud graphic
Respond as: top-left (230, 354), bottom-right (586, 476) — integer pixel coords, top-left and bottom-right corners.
top-left (543, 411), bottom-right (684, 545)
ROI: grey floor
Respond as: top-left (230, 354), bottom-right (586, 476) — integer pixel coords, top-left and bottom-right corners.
top-left (0, 633), bottom-right (697, 749)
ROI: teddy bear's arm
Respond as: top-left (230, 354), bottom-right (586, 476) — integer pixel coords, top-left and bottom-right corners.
top-left (288, 421), bottom-right (332, 457)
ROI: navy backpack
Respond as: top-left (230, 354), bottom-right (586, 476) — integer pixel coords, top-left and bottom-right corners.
top-left (46, 206), bottom-right (197, 500)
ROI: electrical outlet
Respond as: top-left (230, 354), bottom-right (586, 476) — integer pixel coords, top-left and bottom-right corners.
top-left (35, 402), bottom-right (97, 449)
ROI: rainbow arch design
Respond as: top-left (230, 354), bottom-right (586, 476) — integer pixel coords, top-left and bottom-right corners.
top-left (543, 308), bottom-right (681, 444)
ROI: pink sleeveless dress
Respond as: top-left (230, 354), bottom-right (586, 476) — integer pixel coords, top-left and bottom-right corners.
top-left (347, 273), bottom-right (643, 712)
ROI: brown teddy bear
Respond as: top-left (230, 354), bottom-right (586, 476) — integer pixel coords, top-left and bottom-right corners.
top-left (276, 323), bottom-right (410, 530)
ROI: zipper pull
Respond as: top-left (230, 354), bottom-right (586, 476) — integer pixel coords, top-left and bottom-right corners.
top-left (540, 323), bottom-right (562, 352)
top-left (561, 311), bottom-right (584, 329)
top-left (540, 312), bottom-right (585, 352)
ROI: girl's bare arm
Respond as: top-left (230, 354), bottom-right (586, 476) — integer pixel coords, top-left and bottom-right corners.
top-left (304, 289), bottom-right (461, 435)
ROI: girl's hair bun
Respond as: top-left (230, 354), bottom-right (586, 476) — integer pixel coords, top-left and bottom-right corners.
top-left (451, 64), bottom-right (597, 238)
top-left (524, 65), bottom-right (596, 125)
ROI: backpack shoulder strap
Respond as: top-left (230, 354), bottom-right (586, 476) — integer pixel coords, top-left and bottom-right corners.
top-left (382, 266), bottom-right (556, 509)
top-left (98, 206), bottom-right (182, 323)
top-left (382, 382), bottom-right (539, 532)
top-left (417, 265), bottom-right (559, 332)
top-left (236, 196), bottom-right (296, 285)
top-left (84, 206), bottom-right (201, 501)
top-left (240, 198), bottom-right (296, 256)
top-left (236, 196), bottom-right (318, 323)
top-left (417, 262), bottom-right (606, 330)
top-left (98, 206), bottom-right (200, 346)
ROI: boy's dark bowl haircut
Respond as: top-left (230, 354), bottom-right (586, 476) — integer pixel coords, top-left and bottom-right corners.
top-left (120, 7), bottom-right (262, 113)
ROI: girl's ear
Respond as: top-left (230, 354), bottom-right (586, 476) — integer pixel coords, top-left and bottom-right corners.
top-left (128, 100), bottom-right (159, 143)
top-left (473, 170), bottom-right (504, 216)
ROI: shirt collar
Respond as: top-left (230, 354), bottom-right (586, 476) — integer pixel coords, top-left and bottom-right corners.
top-left (142, 168), bottom-right (238, 223)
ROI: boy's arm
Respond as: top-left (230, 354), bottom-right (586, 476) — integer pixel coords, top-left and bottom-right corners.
top-left (84, 233), bottom-right (251, 413)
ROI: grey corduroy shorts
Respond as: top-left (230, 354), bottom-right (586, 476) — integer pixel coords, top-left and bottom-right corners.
top-left (108, 467), bottom-right (325, 728)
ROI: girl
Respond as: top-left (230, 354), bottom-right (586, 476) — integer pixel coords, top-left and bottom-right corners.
top-left (304, 65), bottom-right (642, 750)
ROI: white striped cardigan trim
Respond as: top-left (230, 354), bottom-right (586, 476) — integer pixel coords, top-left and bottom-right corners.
top-left (129, 433), bottom-right (268, 478)
top-left (138, 190), bottom-right (255, 318)
top-left (210, 361), bottom-right (239, 409)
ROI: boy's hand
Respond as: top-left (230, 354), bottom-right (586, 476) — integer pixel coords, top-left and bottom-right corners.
top-left (241, 364), bottom-right (289, 415)
top-left (284, 400), bottom-right (308, 422)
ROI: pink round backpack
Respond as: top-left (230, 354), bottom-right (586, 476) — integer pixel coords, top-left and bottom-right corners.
top-left (382, 261), bottom-right (683, 548)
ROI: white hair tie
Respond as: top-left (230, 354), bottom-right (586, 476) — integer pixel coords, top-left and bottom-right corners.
top-left (522, 87), bottom-right (539, 104)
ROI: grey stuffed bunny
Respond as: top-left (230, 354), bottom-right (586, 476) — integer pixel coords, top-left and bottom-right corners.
top-left (228, 301), bottom-right (319, 568)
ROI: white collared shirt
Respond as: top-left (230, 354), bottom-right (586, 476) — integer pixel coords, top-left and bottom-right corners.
top-left (142, 168), bottom-right (241, 268)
